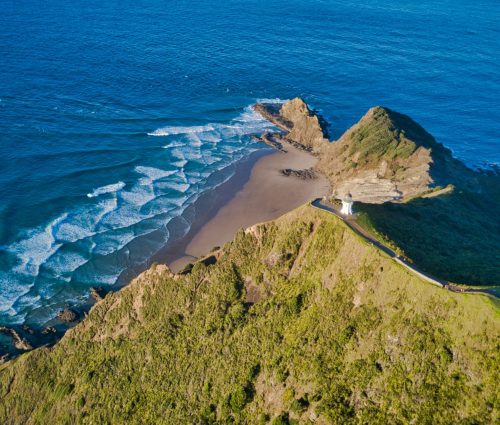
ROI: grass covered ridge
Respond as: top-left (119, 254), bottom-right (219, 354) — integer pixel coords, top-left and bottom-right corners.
top-left (0, 205), bottom-right (498, 424)
top-left (345, 106), bottom-right (448, 163)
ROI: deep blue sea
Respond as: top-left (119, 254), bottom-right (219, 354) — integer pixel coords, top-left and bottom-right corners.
top-left (1, 0), bottom-right (499, 331)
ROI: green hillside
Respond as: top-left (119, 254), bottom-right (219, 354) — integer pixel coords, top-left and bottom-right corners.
top-left (0, 205), bottom-right (498, 424)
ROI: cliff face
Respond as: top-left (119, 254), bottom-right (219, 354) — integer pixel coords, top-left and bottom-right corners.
top-left (255, 100), bottom-right (468, 203)
top-left (254, 98), bottom-right (329, 150)
top-left (279, 98), bottom-right (329, 149)
top-left (317, 106), bottom-right (448, 203)
top-left (0, 205), bottom-right (498, 424)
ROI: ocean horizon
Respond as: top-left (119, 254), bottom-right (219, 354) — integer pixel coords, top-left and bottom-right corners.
top-left (1, 0), bottom-right (499, 341)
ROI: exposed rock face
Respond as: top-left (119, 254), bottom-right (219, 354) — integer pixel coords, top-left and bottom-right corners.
top-left (279, 98), bottom-right (329, 149)
top-left (317, 106), bottom-right (455, 203)
top-left (57, 308), bottom-right (78, 323)
top-left (254, 98), bottom-right (329, 151)
top-left (0, 327), bottom-right (33, 351)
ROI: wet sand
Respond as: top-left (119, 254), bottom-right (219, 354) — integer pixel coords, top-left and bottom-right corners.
top-left (161, 141), bottom-right (330, 272)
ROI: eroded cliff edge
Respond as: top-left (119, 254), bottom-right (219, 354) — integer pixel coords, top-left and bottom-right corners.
top-left (255, 98), bottom-right (477, 203)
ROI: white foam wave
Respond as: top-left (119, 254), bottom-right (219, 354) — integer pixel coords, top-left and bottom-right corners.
top-left (87, 181), bottom-right (125, 198)
top-left (0, 272), bottom-right (32, 319)
top-left (148, 124), bottom-right (216, 137)
top-left (91, 229), bottom-right (136, 256)
top-left (9, 215), bottom-right (67, 277)
top-left (119, 184), bottom-right (156, 207)
top-left (148, 101), bottom-right (280, 143)
top-left (134, 166), bottom-right (176, 183)
top-left (54, 197), bottom-right (117, 243)
top-left (43, 249), bottom-right (89, 276)
top-left (171, 159), bottom-right (188, 168)
top-left (98, 205), bottom-right (150, 230)
top-left (255, 97), bottom-right (285, 104)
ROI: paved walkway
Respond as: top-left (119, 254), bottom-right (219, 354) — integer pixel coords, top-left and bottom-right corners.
top-left (310, 198), bottom-right (490, 295)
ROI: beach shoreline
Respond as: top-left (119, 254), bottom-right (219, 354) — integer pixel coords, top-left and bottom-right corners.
top-left (0, 140), bottom-right (330, 358)
top-left (159, 140), bottom-right (330, 272)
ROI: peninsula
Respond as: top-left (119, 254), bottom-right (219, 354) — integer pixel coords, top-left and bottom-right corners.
top-left (0, 99), bottom-right (498, 424)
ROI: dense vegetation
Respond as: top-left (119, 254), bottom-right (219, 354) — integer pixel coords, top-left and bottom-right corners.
top-left (1, 205), bottom-right (498, 424)
top-left (335, 106), bottom-right (452, 170)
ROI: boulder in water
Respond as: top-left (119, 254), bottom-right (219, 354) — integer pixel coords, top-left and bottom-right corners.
top-left (57, 308), bottom-right (78, 323)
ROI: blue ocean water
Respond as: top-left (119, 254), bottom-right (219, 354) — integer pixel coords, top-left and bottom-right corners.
top-left (0, 0), bottom-right (499, 329)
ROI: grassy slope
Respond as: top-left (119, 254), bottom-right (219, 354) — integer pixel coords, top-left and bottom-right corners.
top-left (317, 106), bottom-right (446, 181)
top-left (356, 184), bottom-right (500, 286)
top-left (315, 105), bottom-right (500, 286)
top-left (0, 206), bottom-right (498, 424)
top-left (346, 107), bottom-right (425, 163)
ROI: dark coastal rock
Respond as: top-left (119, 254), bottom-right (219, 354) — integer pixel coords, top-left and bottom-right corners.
top-left (199, 254), bottom-right (217, 267)
top-left (178, 262), bottom-right (194, 275)
top-left (90, 286), bottom-right (108, 303)
top-left (22, 325), bottom-right (34, 335)
top-left (252, 132), bottom-right (287, 152)
top-left (253, 103), bottom-right (293, 131)
top-left (0, 326), bottom-right (33, 351)
top-left (57, 308), bottom-right (79, 323)
top-left (281, 168), bottom-right (317, 180)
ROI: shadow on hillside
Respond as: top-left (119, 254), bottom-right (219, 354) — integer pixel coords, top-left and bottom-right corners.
top-left (356, 180), bottom-right (500, 286)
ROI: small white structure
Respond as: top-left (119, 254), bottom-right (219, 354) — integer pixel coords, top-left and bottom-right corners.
top-left (340, 193), bottom-right (354, 215)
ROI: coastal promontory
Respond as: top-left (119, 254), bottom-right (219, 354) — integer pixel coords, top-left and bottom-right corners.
top-left (0, 99), bottom-right (498, 424)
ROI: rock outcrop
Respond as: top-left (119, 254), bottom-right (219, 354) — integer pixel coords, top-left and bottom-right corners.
top-left (254, 98), bottom-right (329, 151)
top-left (279, 98), bottom-right (329, 149)
top-left (0, 326), bottom-right (33, 351)
top-left (57, 308), bottom-right (78, 323)
top-left (251, 132), bottom-right (287, 152)
top-left (281, 168), bottom-right (317, 180)
top-left (90, 286), bottom-right (108, 303)
top-left (41, 326), bottom-right (57, 335)
top-left (316, 106), bottom-right (456, 202)
top-left (255, 99), bottom-right (464, 204)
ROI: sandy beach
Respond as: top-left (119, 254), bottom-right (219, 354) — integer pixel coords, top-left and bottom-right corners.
top-left (162, 141), bottom-right (330, 272)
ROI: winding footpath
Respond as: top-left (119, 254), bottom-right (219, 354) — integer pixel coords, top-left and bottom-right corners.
top-left (310, 198), bottom-right (490, 296)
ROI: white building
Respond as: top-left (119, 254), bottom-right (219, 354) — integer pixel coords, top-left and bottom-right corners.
top-left (340, 194), bottom-right (354, 215)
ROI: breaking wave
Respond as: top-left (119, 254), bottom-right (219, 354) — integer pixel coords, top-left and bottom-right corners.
top-left (0, 102), bottom-right (280, 327)
top-left (87, 181), bottom-right (125, 198)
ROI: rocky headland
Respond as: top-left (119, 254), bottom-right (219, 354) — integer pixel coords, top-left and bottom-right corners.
top-left (0, 98), bottom-right (498, 424)
top-left (254, 98), bottom-right (479, 204)
top-left (255, 98), bottom-right (500, 287)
